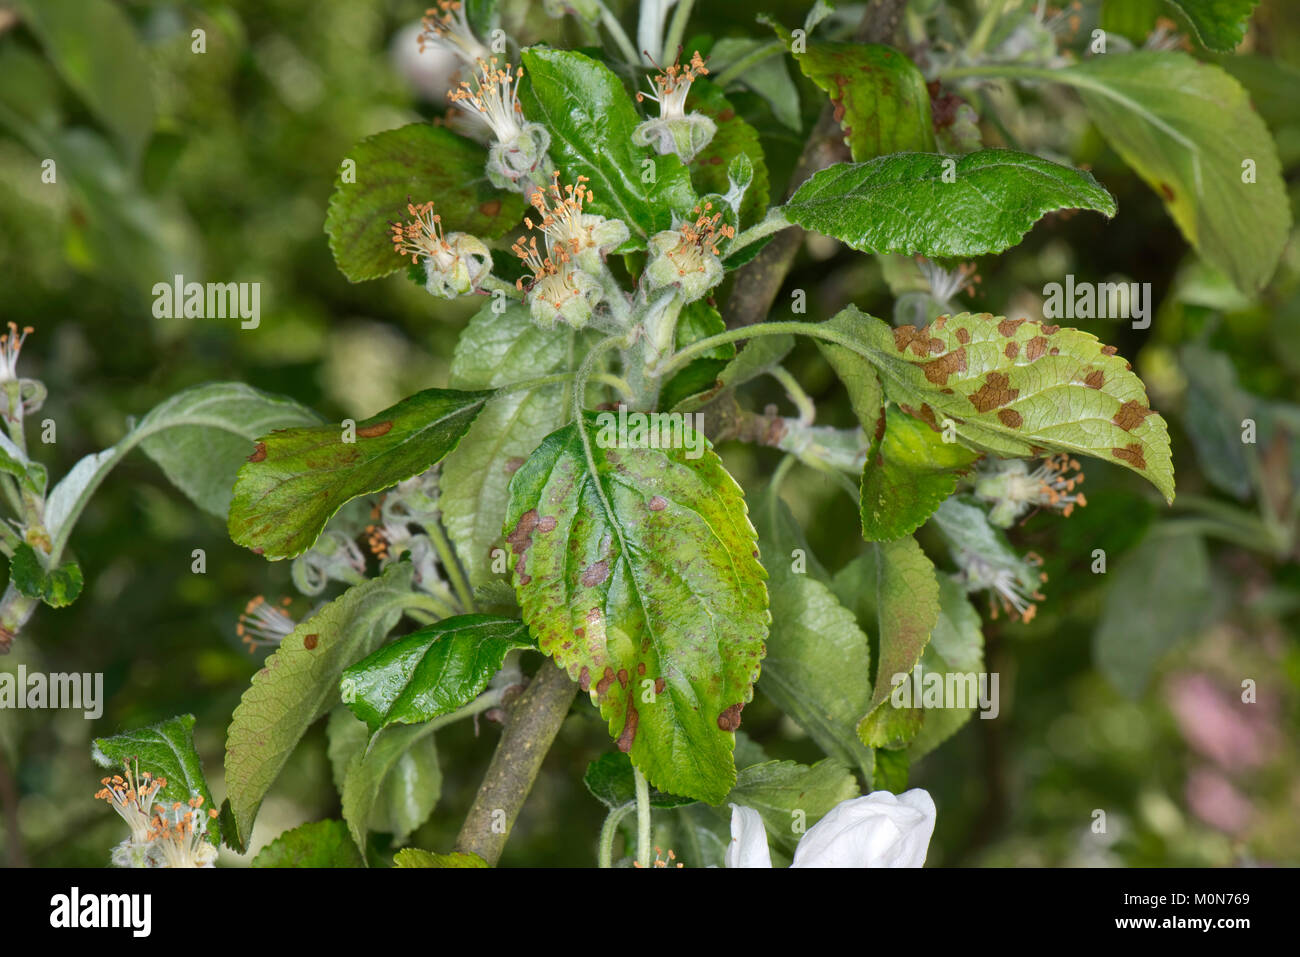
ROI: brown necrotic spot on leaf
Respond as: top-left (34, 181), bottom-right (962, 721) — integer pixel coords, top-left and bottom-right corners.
top-left (1112, 443), bottom-right (1147, 469)
top-left (648, 495), bottom-right (668, 511)
top-left (479, 199), bottom-right (502, 217)
top-left (1100, 344), bottom-right (1119, 356)
top-left (1113, 400), bottom-right (1155, 431)
top-left (654, 677), bottom-right (666, 694)
top-left (616, 698), bottom-right (639, 752)
top-left (303, 634), bottom-right (318, 650)
top-left (637, 662), bottom-right (646, 676)
top-left (248, 442), bottom-right (267, 463)
top-left (955, 327), bottom-right (971, 344)
top-left (997, 409), bottom-right (1024, 428)
top-left (969, 372), bottom-right (1019, 412)
top-left (1085, 370), bottom-right (1105, 389)
top-left (504, 456), bottom-right (525, 475)
top-left (716, 703), bottom-right (744, 732)
top-left (894, 325), bottom-right (935, 356)
top-left (537, 515), bottom-right (557, 533)
top-left (1025, 336), bottom-right (1048, 361)
top-left (617, 668), bottom-right (628, 689)
top-left (1005, 342), bottom-right (1020, 359)
top-left (357, 421), bottom-right (393, 438)
top-left (581, 560), bottom-right (610, 587)
top-left (595, 666), bottom-right (616, 697)
top-left (998, 318), bottom-right (1025, 337)
top-left (578, 666), bottom-right (591, 691)
top-left (1041, 324), bottom-right (1060, 335)
top-left (922, 347), bottom-right (966, 385)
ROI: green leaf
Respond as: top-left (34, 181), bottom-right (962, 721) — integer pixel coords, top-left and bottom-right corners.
top-left (394, 848), bottom-right (488, 868)
top-left (9, 544), bottom-right (83, 608)
top-left (442, 302), bottom-right (574, 588)
top-left (328, 709), bottom-right (442, 853)
top-left (93, 714), bottom-right (218, 843)
top-left (324, 123), bottom-right (524, 282)
top-left (582, 752), bottom-right (696, 809)
top-left (504, 416), bottom-right (769, 803)
top-left (1094, 526), bottom-right (1214, 697)
top-left (859, 405), bottom-right (980, 542)
top-left (44, 384), bottom-right (319, 554)
top-left (857, 536), bottom-right (940, 749)
top-left (251, 820), bottom-right (364, 868)
top-left (817, 314), bottom-right (885, 437)
top-left (18, 0), bottom-right (154, 164)
top-left (824, 307), bottom-right (1175, 502)
top-left (687, 80), bottom-right (770, 226)
top-left (228, 388), bottom-right (491, 560)
top-left (783, 149), bottom-right (1116, 258)
top-left (1166, 0), bottom-right (1259, 51)
top-left (725, 758), bottom-right (860, 855)
top-left (1180, 344), bottom-right (1254, 500)
top-left (752, 484), bottom-right (875, 780)
top-left (137, 383), bottom-right (322, 518)
top-left (223, 564), bottom-right (414, 851)
top-left (1055, 52), bottom-right (1288, 294)
top-left (907, 573), bottom-right (986, 759)
top-left (789, 43), bottom-right (935, 160)
top-left (341, 615), bottom-right (535, 734)
top-left (519, 48), bottom-right (696, 246)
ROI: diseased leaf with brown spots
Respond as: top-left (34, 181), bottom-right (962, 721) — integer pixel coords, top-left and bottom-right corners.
top-left (229, 388), bottom-right (492, 559)
top-left (503, 415), bottom-right (769, 804)
top-left (783, 39), bottom-right (935, 160)
top-left (823, 307), bottom-right (1175, 502)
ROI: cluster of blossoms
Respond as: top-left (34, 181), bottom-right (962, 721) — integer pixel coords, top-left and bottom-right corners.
top-left (96, 761), bottom-right (218, 868)
top-left (633, 51), bottom-right (716, 163)
top-left (512, 172), bottom-right (628, 330)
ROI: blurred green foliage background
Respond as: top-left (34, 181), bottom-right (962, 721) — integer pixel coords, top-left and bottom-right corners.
top-left (0, 0), bottom-right (1297, 867)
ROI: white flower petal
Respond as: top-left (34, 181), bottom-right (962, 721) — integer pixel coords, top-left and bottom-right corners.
top-left (725, 803), bottom-right (773, 868)
top-left (790, 788), bottom-right (937, 868)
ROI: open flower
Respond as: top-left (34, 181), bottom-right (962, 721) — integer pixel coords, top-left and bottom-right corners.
top-left (633, 51), bottom-right (716, 162)
top-left (974, 455), bottom-right (1086, 528)
top-left (525, 172), bottom-right (628, 274)
top-left (512, 234), bottom-right (602, 330)
top-left (145, 796), bottom-right (219, 868)
top-left (449, 58), bottom-right (552, 191)
top-left (956, 546), bottom-right (1046, 623)
top-left (418, 0), bottom-right (491, 65)
top-left (644, 202), bottom-right (733, 302)
top-left (236, 595), bottom-right (297, 652)
top-left (391, 200), bottom-right (491, 297)
top-left (0, 322), bottom-right (33, 383)
top-left (96, 761), bottom-right (165, 867)
top-left (726, 789), bottom-right (937, 868)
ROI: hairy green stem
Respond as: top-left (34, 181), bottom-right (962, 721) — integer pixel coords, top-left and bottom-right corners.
top-left (453, 663), bottom-right (577, 865)
top-left (597, 800), bottom-right (636, 868)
